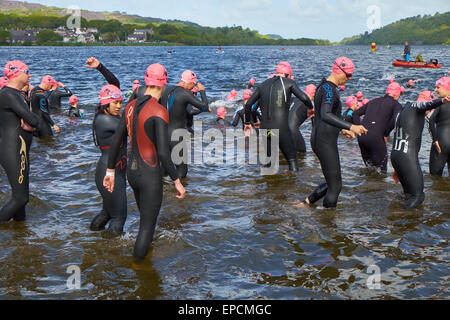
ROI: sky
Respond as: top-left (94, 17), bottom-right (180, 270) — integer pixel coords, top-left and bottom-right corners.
top-left (34, 0), bottom-right (450, 41)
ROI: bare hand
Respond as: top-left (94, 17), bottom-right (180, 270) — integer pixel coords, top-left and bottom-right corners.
top-left (392, 171), bottom-right (399, 184)
top-left (254, 122), bottom-right (261, 129)
top-left (341, 129), bottom-right (355, 139)
top-left (58, 82), bottom-right (64, 87)
top-left (435, 141), bottom-right (442, 154)
top-left (103, 170), bottom-right (115, 193)
top-left (243, 124), bottom-right (253, 136)
top-left (21, 119), bottom-right (36, 132)
top-left (53, 125), bottom-right (60, 133)
top-left (443, 94), bottom-right (450, 104)
top-left (350, 124), bottom-right (368, 136)
top-left (174, 179), bottom-right (186, 199)
top-left (307, 108), bottom-right (315, 119)
top-left (384, 136), bottom-right (388, 144)
top-left (196, 82), bottom-right (205, 91)
top-left (85, 57), bottom-right (100, 69)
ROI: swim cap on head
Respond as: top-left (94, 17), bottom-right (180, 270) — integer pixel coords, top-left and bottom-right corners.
top-left (226, 89), bottom-right (238, 101)
top-left (346, 96), bottom-right (357, 108)
top-left (400, 86), bottom-right (405, 94)
top-left (145, 63), bottom-right (168, 87)
top-left (0, 76), bottom-right (8, 88)
top-left (417, 91), bottom-right (435, 102)
top-left (4, 60), bottom-right (29, 80)
top-left (249, 78), bottom-right (255, 85)
top-left (41, 75), bottom-right (58, 86)
top-left (243, 89), bottom-right (253, 100)
top-left (181, 70), bottom-right (198, 84)
top-left (362, 98), bottom-right (369, 105)
top-left (386, 82), bottom-right (402, 96)
top-left (217, 107), bottom-right (227, 118)
top-left (356, 91), bottom-right (363, 99)
top-left (69, 95), bottom-right (79, 105)
top-left (389, 78), bottom-right (394, 84)
top-left (99, 84), bottom-right (122, 106)
top-left (339, 85), bottom-right (345, 91)
top-left (304, 84), bottom-right (316, 97)
top-left (435, 77), bottom-right (450, 92)
top-left (133, 80), bottom-right (140, 84)
top-left (276, 61), bottom-right (293, 75)
top-left (332, 57), bottom-right (354, 76)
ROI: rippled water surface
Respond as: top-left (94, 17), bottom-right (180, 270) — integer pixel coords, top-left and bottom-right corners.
top-left (0, 45), bottom-right (449, 299)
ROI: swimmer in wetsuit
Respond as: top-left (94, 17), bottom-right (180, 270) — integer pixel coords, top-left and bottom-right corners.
top-left (30, 75), bottom-right (61, 137)
top-left (428, 77), bottom-right (450, 176)
top-left (288, 84), bottom-right (316, 154)
top-left (85, 56), bottom-right (128, 233)
top-left (103, 63), bottom-right (186, 259)
top-left (391, 88), bottom-right (450, 208)
top-left (159, 69), bottom-right (211, 179)
top-left (0, 60), bottom-right (39, 222)
top-left (232, 89), bottom-right (260, 131)
top-left (67, 95), bottom-right (83, 118)
top-left (248, 78), bottom-right (256, 89)
top-left (293, 57), bottom-right (368, 208)
top-left (352, 83), bottom-right (403, 174)
top-left (216, 107), bottom-right (229, 125)
top-left (342, 96), bottom-right (357, 122)
top-left (49, 83), bottom-right (73, 110)
top-left (186, 87), bottom-right (204, 134)
top-left (243, 61), bottom-right (314, 171)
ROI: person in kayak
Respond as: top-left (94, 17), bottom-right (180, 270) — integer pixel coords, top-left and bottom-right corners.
top-left (293, 57), bottom-right (367, 208)
top-left (415, 53), bottom-right (424, 63)
top-left (352, 82), bottom-right (403, 174)
top-left (49, 82), bottom-right (73, 110)
top-left (391, 88), bottom-right (450, 208)
top-left (403, 41), bottom-right (411, 61)
top-left (0, 60), bottom-right (39, 222)
top-left (30, 75), bottom-right (61, 137)
top-left (429, 77), bottom-right (450, 176)
top-left (103, 63), bottom-right (186, 259)
top-left (243, 61), bottom-right (314, 171)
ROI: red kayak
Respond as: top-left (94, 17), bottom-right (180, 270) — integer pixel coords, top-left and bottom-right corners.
top-left (392, 60), bottom-right (442, 69)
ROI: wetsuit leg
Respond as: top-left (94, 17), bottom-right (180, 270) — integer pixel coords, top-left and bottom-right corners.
top-left (391, 151), bottom-right (424, 208)
top-left (288, 115), bottom-right (306, 153)
top-left (312, 141), bottom-right (342, 208)
top-left (278, 128), bottom-right (299, 171)
top-left (429, 144), bottom-right (447, 176)
top-left (35, 120), bottom-right (53, 138)
top-left (127, 168), bottom-right (163, 259)
top-left (306, 182), bottom-right (328, 204)
top-left (169, 140), bottom-right (188, 179)
top-left (358, 134), bottom-right (388, 174)
top-left (0, 135), bottom-right (31, 222)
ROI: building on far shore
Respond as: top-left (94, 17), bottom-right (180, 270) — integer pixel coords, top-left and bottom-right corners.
top-left (127, 29), bottom-right (153, 43)
top-left (8, 29), bottom-right (37, 43)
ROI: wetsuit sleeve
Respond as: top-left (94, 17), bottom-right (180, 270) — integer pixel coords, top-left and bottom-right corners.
top-left (186, 104), bottom-right (202, 116)
top-left (231, 108), bottom-right (242, 127)
top-left (185, 90), bottom-right (209, 112)
top-left (352, 104), bottom-right (367, 125)
top-left (384, 101), bottom-right (403, 137)
top-left (429, 107), bottom-right (439, 142)
top-left (411, 99), bottom-right (443, 112)
top-left (320, 95), bottom-right (352, 130)
top-left (152, 117), bottom-right (179, 181)
top-left (39, 96), bottom-right (55, 126)
top-left (96, 63), bottom-right (120, 89)
top-left (291, 83), bottom-right (314, 109)
top-left (59, 86), bottom-right (72, 97)
top-left (107, 112), bottom-right (127, 170)
top-left (9, 91), bottom-right (39, 127)
top-left (244, 87), bottom-right (260, 123)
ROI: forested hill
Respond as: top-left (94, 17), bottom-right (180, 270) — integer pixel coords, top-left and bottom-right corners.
top-left (341, 12), bottom-right (450, 45)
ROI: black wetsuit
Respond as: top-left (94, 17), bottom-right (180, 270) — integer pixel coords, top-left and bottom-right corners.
top-left (244, 76), bottom-right (313, 171)
top-left (307, 79), bottom-right (353, 208)
top-left (89, 63), bottom-right (128, 233)
top-left (107, 95), bottom-right (180, 258)
top-left (49, 87), bottom-right (72, 110)
top-left (352, 95), bottom-right (402, 174)
top-left (67, 106), bottom-right (82, 118)
top-left (391, 99), bottom-right (444, 208)
top-left (186, 105), bottom-right (202, 134)
top-left (232, 103), bottom-right (261, 130)
top-left (428, 102), bottom-right (450, 176)
top-left (30, 86), bottom-right (55, 137)
top-left (128, 86), bottom-right (146, 102)
top-left (0, 86), bottom-right (39, 222)
top-left (160, 86), bottom-right (209, 179)
top-left (288, 97), bottom-right (309, 153)
top-left (342, 108), bottom-right (354, 123)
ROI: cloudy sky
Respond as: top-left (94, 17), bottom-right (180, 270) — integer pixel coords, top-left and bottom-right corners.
top-left (37, 0), bottom-right (450, 41)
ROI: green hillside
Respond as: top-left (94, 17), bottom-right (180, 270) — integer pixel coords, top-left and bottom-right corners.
top-left (341, 12), bottom-right (450, 45)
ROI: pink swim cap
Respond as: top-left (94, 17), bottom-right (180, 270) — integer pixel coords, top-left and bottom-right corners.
top-left (417, 91), bottom-right (435, 102)
top-left (304, 84), bottom-right (316, 97)
top-left (339, 85), bottom-right (345, 91)
top-left (226, 89), bottom-right (238, 101)
top-left (346, 96), bottom-right (357, 108)
top-left (356, 91), bottom-right (363, 99)
top-left (435, 77), bottom-right (450, 92)
top-left (249, 78), bottom-right (255, 85)
top-left (362, 98), bottom-right (369, 105)
top-left (99, 84), bottom-right (122, 106)
top-left (217, 107), bottom-right (227, 118)
top-left (0, 76), bottom-right (8, 88)
top-left (243, 89), bottom-right (253, 100)
top-left (389, 78), bottom-right (394, 84)
top-left (332, 57), bottom-right (354, 76)
top-left (269, 74), bottom-right (275, 79)
top-left (69, 95), bottom-right (79, 105)
top-left (386, 82), bottom-right (402, 96)
top-left (4, 60), bottom-right (29, 80)
top-left (41, 75), bottom-right (58, 86)
top-left (181, 70), bottom-right (198, 84)
top-left (276, 61), bottom-right (293, 75)
top-left (408, 79), bottom-right (414, 86)
top-left (145, 63), bottom-right (168, 87)
top-left (400, 86), bottom-right (405, 94)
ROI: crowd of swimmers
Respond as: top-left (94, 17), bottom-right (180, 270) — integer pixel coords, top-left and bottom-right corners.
top-left (0, 55), bottom-right (449, 260)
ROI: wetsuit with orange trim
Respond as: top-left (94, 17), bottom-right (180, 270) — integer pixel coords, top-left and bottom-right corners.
top-left (107, 95), bottom-right (180, 258)
top-left (0, 86), bottom-right (39, 222)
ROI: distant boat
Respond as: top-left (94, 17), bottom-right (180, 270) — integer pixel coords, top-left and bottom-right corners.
top-left (392, 59), bottom-right (442, 69)
top-left (386, 45), bottom-right (391, 49)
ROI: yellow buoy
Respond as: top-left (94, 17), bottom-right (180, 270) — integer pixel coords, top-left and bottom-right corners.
top-left (371, 42), bottom-right (376, 52)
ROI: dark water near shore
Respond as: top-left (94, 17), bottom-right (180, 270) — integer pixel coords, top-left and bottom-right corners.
top-left (0, 45), bottom-right (449, 300)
